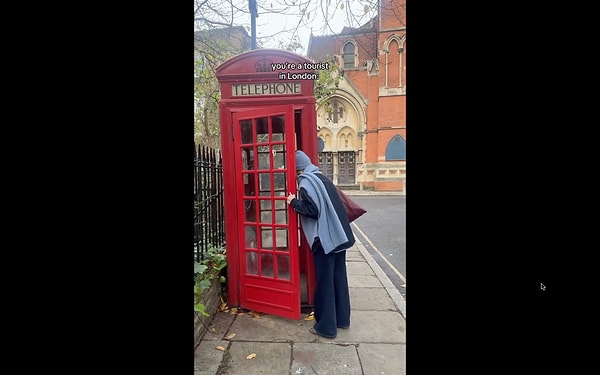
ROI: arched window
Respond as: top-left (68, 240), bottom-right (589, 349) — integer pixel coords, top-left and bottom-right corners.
top-left (387, 39), bottom-right (400, 87)
top-left (383, 35), bottom-right (405, 89)
top-left (385, 135), bottom-right (406, 160)
top-left (343, 42), bottom-right (355, 68)
top-left (327, 100), bottom-right (344, 124)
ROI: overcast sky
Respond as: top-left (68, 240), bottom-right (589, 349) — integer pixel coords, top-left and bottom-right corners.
top-left (253, 8), bottom-right (346, 55)
top-left (199, 1), bottom-right (378, 56)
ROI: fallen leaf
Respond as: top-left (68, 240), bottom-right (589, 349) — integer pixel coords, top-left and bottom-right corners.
top-left (210, 327), bottom-right (217, 333)
top-left (230, 308), bottom-right (238, 315)
top-left (225, 333), bottom-right (236, 340)
top-left (304, 315), bottom-right (314, 321)
top-left (215, 345), bottom-right (225, 352)
top-left (246, 353), bottom-right (256, 360)
top-left (218, 296), bottom-right (229, 312)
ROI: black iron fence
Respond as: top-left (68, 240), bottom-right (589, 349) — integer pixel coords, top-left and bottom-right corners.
top-left (194, 143), bottom-right (225, 262)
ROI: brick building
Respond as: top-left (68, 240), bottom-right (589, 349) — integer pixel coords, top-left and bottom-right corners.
top-left (307, 0), bottom-right (406, 192)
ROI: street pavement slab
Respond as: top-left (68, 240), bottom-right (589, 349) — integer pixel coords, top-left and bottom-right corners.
top-left (219, 342), bottom-right (292, 375)
top-left (349, 287), bottom-right (397, 311)
top-left (194, 339), bottom-right (229, 375)
top-left (346, 261), bottom-right (377, 276)
top-left (292, 342), bottom-right (363, 375)
top-left (348, 274), bottom-right (384, 288)
top-left (225, 312), bottom-right (317, 343)
top-left (358, 343), bottom-right (406, 375)
top-left (307, 310), bottom-right (405, 344)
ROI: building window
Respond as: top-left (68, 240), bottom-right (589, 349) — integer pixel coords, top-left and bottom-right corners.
top-left (383, 35), bottom-right (405, 89)
top-left (327, 100), bottom-right (344, 124)
top-left (385, 135), bottom-right (406, 160)
top-left (387, 39), bottom-right (400, 87)
top-left (343, 42), bottom-right (355, 68)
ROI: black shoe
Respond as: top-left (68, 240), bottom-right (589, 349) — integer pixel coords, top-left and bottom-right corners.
top-left (308, 326), bottom-right (336, 339)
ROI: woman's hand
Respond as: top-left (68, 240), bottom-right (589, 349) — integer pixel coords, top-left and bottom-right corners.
top-left (287, 193), bottom-right (296, 204)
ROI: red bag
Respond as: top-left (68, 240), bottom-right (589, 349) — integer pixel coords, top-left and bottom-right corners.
top-left (335, 187), bottom-right (367, 222)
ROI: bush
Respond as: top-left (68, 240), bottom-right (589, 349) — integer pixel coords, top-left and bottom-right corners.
top-left (194, 246), bottom-right (227, 316)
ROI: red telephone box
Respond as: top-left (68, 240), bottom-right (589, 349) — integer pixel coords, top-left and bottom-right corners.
top-left (216, 49), bottom-right (319, 320)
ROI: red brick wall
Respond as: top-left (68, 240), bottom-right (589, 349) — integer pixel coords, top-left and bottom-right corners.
top-left (379, 96), bottom-right (406, 128)
top-left (377, 181), bottom-right (404, 191)
top-left (362, 181), bottom-right (404, 191)
top-left (381, 0), bottom-right (406, 29)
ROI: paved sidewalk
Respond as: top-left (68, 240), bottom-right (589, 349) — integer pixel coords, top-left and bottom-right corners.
top-left (194, 238), bottom-right (406, 375)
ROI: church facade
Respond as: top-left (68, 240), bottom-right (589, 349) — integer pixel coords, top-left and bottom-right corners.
top-left (307, 0), bottom-right (406, 192)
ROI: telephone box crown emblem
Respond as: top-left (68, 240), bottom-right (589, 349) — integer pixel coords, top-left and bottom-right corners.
top-left (255, 57), bottom-right (274, 72)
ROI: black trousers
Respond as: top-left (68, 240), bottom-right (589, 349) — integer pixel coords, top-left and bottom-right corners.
top-left (312, 243), bottom-right (351, 338)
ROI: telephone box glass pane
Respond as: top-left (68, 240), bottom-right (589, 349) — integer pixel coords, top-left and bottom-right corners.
top-left (241, 120), bottom-right (253, 144)
top-left (255, 117), bottom-right (268, 142)
top-left (244, 200), bottom-right (256, 222)
top-left (241, 147), bottom-right (253, 170)
top-left (272, 115), bottom-right (285, 135)
top-left (259, 173), bottom-right (270, 192)
top-left (260, 210), bottom-right (272, 223)
top-left (261, 228), bottom-right (273, 249)
top-left (244, 226), bottom-right (257, 248)
top-left (243, 173), bottom-right (256, 197)
top-left (276, 255), bottom-right (290, 280)
top-left (273, 172), bottom-right (286, 192)
top-left (275, 210), bottom-right (287, 224)
top-left (260, 253), bottom-right (274, 277)
top-left (274, 200), bottom-right (286, 209)
top-left (246, 252), bottom-right (258, 275)
top-left (273, 150), bottom-right (285, 168)
top-left (275, 228), bottom-right (288, 249)
top-left (259, 200), bottom-right (271, 210)
top-left (258, 151), bottom-right (270, 169)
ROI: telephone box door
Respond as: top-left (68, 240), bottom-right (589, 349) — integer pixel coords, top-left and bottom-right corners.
top-left (232, 105), bottom-right (300, 319)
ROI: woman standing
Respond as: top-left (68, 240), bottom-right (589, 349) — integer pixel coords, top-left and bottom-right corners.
top-left (287, 150), bottom-right (355, 339)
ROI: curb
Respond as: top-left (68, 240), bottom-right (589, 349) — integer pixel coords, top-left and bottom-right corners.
top-left (344, 191), bottom-right (405, 196)
top-left (353, 235), bottom-right (406, 320)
